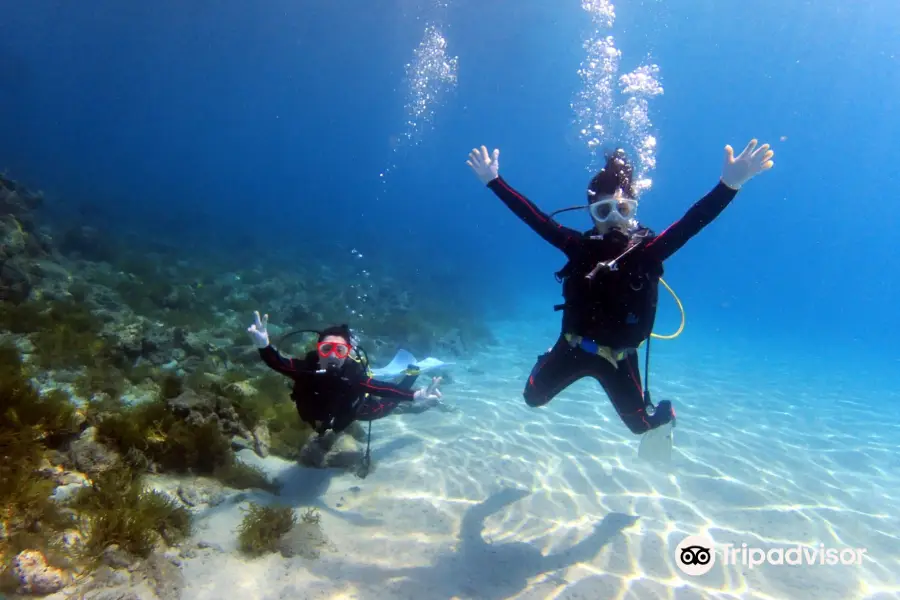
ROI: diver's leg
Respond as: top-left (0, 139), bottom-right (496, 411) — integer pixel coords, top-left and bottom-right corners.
top-left (595, 351), bottom-right (674, 434)
top-left (393, 396), bottom-right (439, 415)
top-left (523, 336), bottom-right (594, 407)
top-left (396, 371), bottom-right (420, 392)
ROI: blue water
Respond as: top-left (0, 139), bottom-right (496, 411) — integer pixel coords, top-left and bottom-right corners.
top-left (2, 1), bottom-right (899, 597)
top-left (3, 1), bottom-right (898, 361)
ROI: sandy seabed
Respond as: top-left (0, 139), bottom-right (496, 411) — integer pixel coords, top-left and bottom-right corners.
top-left (177, 322), bottom-right (900, 600)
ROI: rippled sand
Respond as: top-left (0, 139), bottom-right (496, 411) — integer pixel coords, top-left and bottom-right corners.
top-left (178, 321), bottom-right (900, 600)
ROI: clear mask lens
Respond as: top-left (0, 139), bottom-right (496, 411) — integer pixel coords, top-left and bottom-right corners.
top-left (589, 198), bottom-right (636, 222)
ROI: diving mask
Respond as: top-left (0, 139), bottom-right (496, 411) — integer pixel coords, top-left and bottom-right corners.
top-left (588, 196), bottom-right (637, 223)
top-left (317, 341), bottom-right (352, 373)
top-left (318, 341), bottom-right (351, 359)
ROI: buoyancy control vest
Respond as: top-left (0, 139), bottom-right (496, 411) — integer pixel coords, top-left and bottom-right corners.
top-left (554, 228), bottom-right (664, 349)
top-left (289, 350), bottom-right (370, 432)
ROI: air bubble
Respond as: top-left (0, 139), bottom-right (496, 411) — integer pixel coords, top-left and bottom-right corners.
top-left (571, 1), bottom-right (663, 194)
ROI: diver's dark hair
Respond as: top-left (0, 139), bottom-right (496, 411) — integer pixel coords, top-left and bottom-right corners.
top-left (587, 148), bottom-right (636, 200)
top-left (318, 324), bottom-right (353, 343)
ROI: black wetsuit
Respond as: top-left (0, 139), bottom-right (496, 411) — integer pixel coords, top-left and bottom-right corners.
top-left (486, 176), bottom-right (738, 434)
top-left (258, 346), bottom-right (419, 433)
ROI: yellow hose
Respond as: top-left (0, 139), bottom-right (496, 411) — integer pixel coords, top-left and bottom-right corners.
top-left (651, 277), bottom-right (685, 340)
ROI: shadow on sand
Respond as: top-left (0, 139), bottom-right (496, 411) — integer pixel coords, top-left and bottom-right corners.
top-left (309, 487), bottom-right (639, 600)
top-left (193, 434), bottom-right (420, 528)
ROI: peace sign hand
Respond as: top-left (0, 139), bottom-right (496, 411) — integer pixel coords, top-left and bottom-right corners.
top-left (247, 310), bottom-right (270, 349)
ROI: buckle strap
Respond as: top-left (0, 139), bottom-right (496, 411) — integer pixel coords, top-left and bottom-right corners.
top-left (564, 333), bottom-right (628, 367)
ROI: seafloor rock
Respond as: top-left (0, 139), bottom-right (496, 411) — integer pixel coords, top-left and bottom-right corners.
top-left (0, 176), bottom-right (44, 213)
top-left (215, 403), bottom-right (249, 438)
top-left (68, 426), bottom-right (122, 475)
top-left (58, 225), bottom-right (116, 263)
top-left (224, 379), bottom-right (257, 399)
top-left (251, 423), bottom-right (270, 458)
top-left (58, 529), bottom-right (85, 554)
top-left (160, 285), bottom-right (197, 311)
top-left (298, 431), bottom-right (362, 470)
top-left (230, 435), bottom-right (253, 452)
top-left (165, 390), bottom-right (250, 441)
top-left (175, 478), bottom-right (226, 508)
top-left (175, 330), bottom-right (213, 359)
top-left (298, 438), bottom-right (327, 468)
top-left (135, 552), bottom-right (185, 600)
top-left (0, 206), bottom-right (49, 303)
top-left (102, 544), bottom-right (135, 569)
top-left (51, 479), bottom-right (91, 503)
top-left (434, 327), bottom-right (466, 356)
top-left (0, 255), bottom-right (33, 303)
top-left (38, 459), bottom-right (91, 488)
top-left (107, 316), bottom-right (173, 364)
top-left (50, 550), bottom-right (184, 600)
top-left (166, 389), bottom-right (213, 420)
top-left (344, 421), bottom-right (367, 443)
top-left (84, 565), bottom-right (132, 589)
top-left (12, 549), bottom-right (71, 595)
top-left (82, 588), bottom-right (144, 600)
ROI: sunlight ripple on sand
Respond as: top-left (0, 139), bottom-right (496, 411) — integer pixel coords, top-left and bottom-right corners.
top-left (178, 322), bottom-right (900, 599)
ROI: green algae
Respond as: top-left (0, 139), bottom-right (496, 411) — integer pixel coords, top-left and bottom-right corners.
top-left (0, 342), bottom-right (192, 580)
top-left (180, 367), bottom-right (314, 461)
top-left (236, 503), bottom-right (296, 557)
top-left (71, 466), bottom-right (192, 559)
top-left (0, 169), bottom-right (495, 588)
top-left (29, 300), bottom-right (110, 370)
top-left (0, 345), bottom-right (81, 440)
top-left (90, 394), bottom-right (279, 494)
top-left (301, 507), bottom-right (320, 526)
top-left (0, 344), bottom-right (85, 591)
top-left (73, 365), bottom-right (128, 403)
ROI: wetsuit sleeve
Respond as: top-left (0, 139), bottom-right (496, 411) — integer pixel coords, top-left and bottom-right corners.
top-left (359, 377), bottom-right (416, 401)
top-left (486, 176), bottom-right (581, 251)
top-left (643, 181), bottom-right (739, 262)
top-left (258, 345), bottom-right (305, 377)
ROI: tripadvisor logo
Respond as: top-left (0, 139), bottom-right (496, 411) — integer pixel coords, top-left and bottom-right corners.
top-left (674, 535), bottom-right (868, 576)
top-left (675, 536), bottom-right (716, 576)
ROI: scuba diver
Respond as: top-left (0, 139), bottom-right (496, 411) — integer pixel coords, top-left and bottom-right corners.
top-left (246, 311), bottom-right (442, 472)
top-left (465, 139), bottom-right (774, 459)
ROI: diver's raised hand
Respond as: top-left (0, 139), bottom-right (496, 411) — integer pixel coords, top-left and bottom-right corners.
top-left (467, 146), bottom-right (500, 185)
top-left (414, 376), bottom-right (443, 401)
top-left (247, 310), bottom-right (270, 349)
top-left (720, 139), bottom-right (775, 190)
